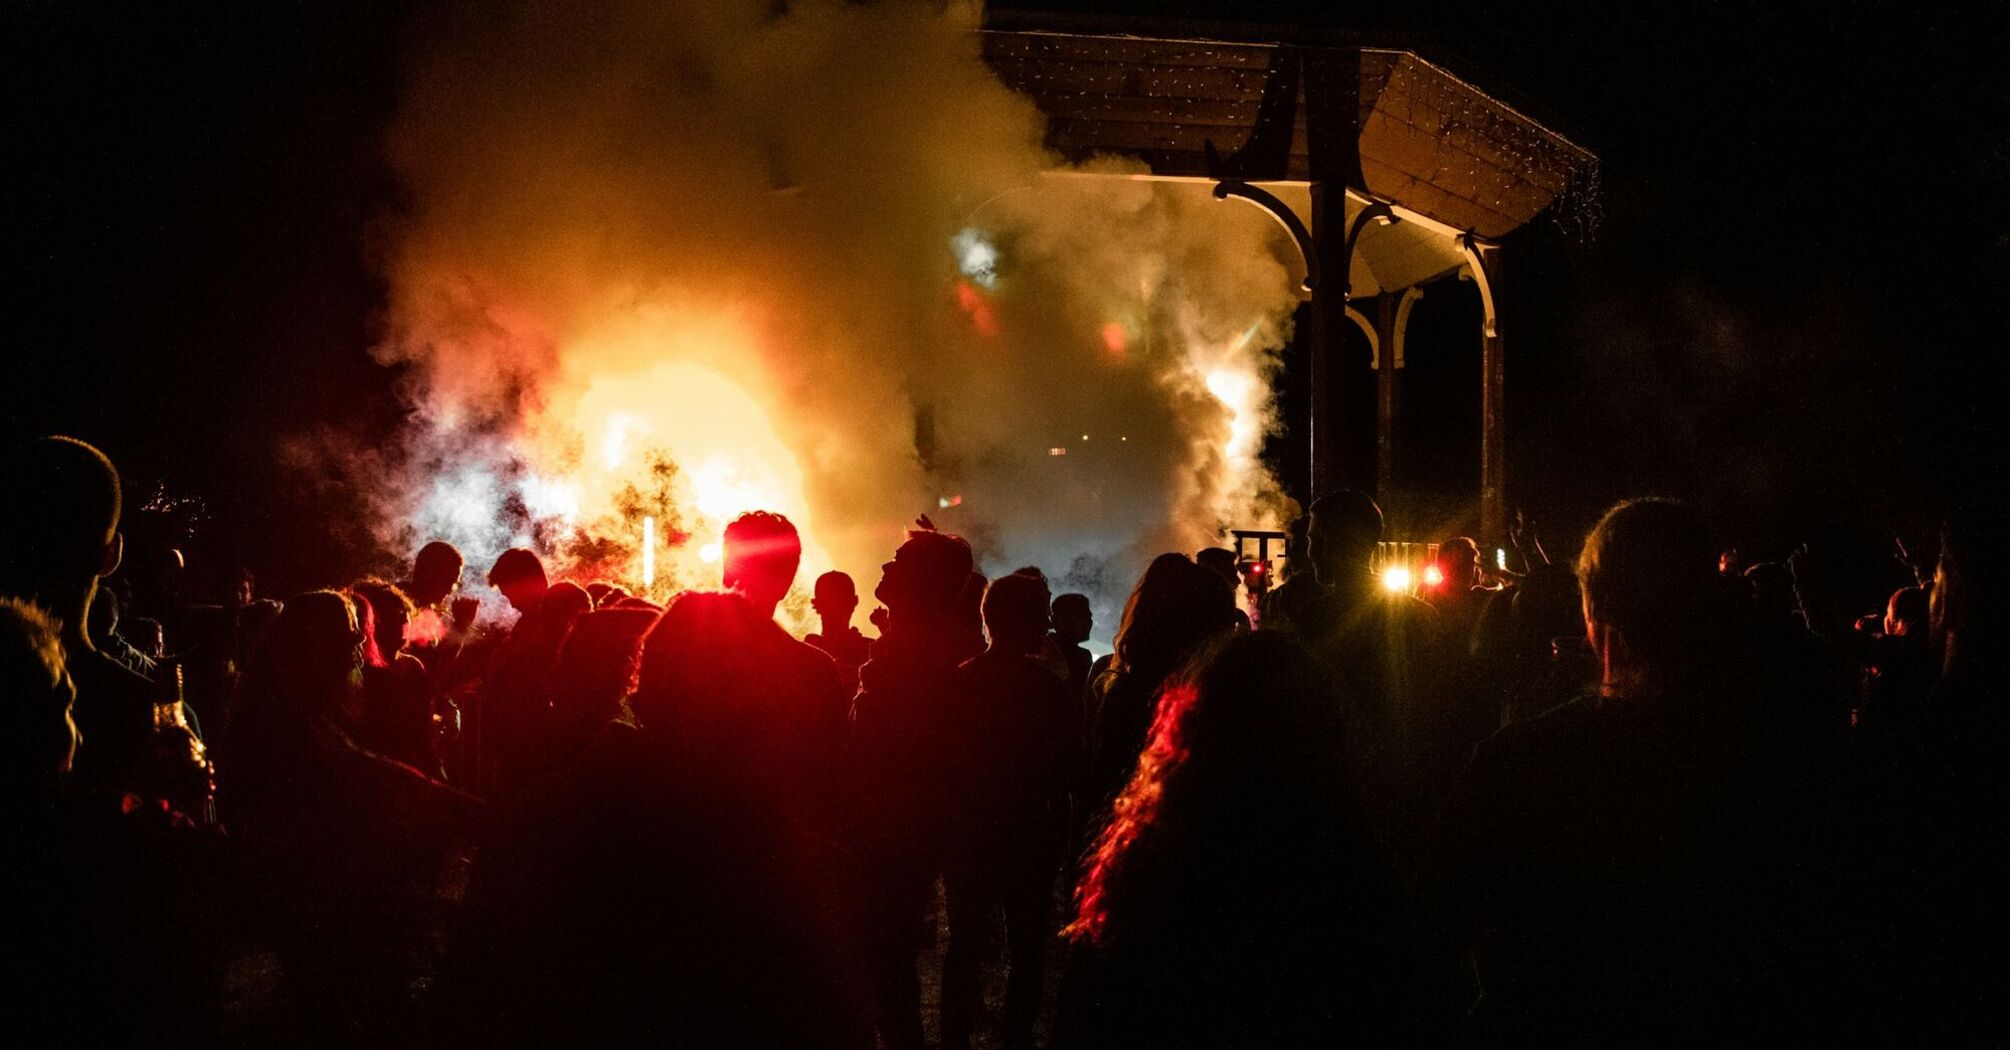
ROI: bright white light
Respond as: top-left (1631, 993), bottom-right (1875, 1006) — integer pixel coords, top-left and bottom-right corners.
top-left (699, 541), bottom-right (722, 564)
top-left (520, 474), bottom-right (581, 524)
top-left (1423, 563), bottom-right (1444, 587)
top-left (1381, 566), bottom-right (1413, 593)
top-left (1496, 548), bottom-right (1509, 570)
top-left (601, 413), bottom-right (647, 469)
top-left (689, 457), bottom-right (780, 522)
top-left (952, 227), bottom-right (999, 289)
top-left (641, 515), bottom-right (656, 587)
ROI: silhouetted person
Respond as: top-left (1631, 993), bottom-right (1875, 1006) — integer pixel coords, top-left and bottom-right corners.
top-left (406, 540), bottom-right (464, 611)
top-left (1295, 491), bottom-right (1449, 868)
top-left (1195, 546), bottom-right (1252, 630)
top-left (487, 547), bottom-right (549, 615)
top-left (88, 581), bottom-right (158, 680)
top-left (481, 580), bottom-right (590, 797)
top-left (1053, 631), bottom-right (1386, 1049)
top-left (402, 540), bottom-right (478, 672)
top-left (1857, 586), bottom-right (1936, 719)
top-left (941, 573), bottom-right (1080, 1050)
top-left (9, 595), bottom-right (86, 1042)
top-left (450, 591), bottom-right (871, 1048)
top-left (723, 511), bottom-right (849, 821)
top-left (1087, 554), bottom-right (1238, 813)
top-left (1489, 563), bottom-right (1596, 727)
top-left (224, 590), bottom-right (470, 1045)
top-left (543, 606), bottom-right (656, 766)
top-left (849, 524), bottom-right (974, 1050)
top-left (0, 436), bottom-right (192, 804)
top-left (1432, 535), bottom-right (1486, 653)
top-left (1051, 591), bottom-right (1094, 702)
top-left (351, 578), bottom-right (442, 777)
top-left (3, 597), bottom-right (77, 814)
top-left (1440, 498), bottom-right (1835, 1043)
top-left (1257, 512), bottom-right (1319, 632)
top-left (1841, 501), bottom-right (2008, 1042)
top-left (807, 569), bottom-right (872, 692)
top-left (953, 569), bottom-right (989, 662)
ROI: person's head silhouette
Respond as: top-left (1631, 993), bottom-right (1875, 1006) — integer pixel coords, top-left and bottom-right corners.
top-left (350, 578), bottom-right (416, 662)
top-left (1195, 547), bottom-right (1239, 587)
top-left (488, 548), bottom-right (549, 613)
top-left (983, 572), bottom-right (1051, 654)
top-left (0, 436), bottom-right (125, 645)
top-left (874, 526), bottom-right (973, 629)
top-left (1052, 592), bottom-right (1093, 645)
top-left (1113, 553), bottom-right (1237, 678)
top-left (1306, 490), bottom-right (1383, 591)
top-left (1439, 536), bottom-right (1482, 593)
top-left (1884, 586), bottom-right (1928, 638)
top-left (811, 569), bottom-right (858, 631)
top-left (1577, 497), bottom-right (1720, 694)
top-left (722, 511), bottom-right (802, 620)
top-left (633, 590), bottom-right (768, 754)
top-left (408, 541), bottom-right (465, 608)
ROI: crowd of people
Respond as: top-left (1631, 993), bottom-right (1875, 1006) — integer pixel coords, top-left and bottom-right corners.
top-left (3, 433), bottom-right (2003, 1047)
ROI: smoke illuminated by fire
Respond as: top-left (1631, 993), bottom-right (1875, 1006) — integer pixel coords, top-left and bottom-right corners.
top-left (364, 0), bottom-right (1304, 632)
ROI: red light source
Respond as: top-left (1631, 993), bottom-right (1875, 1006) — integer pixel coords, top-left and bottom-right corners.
top-left (954, 280), bottom-right (998, 337)
top-left (1100, 321), bottom-right (1127, 355)
top-left (1423, 563), bottom-right (1445, 587)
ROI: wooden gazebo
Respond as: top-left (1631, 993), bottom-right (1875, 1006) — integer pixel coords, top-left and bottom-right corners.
top-left (982, 12), bottom-right (1597, 540)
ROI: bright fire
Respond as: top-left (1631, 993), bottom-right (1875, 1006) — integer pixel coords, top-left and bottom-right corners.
top-left (410, 323), bottom-right (837, 620)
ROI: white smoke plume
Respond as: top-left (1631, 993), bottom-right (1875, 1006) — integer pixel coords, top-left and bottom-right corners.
top-left (368, 0), bottom-right (1303, 635)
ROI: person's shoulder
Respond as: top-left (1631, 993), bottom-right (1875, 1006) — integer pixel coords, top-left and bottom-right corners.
top-left (1392, 593), bottom-right (1439, 624)
top-left (1474, 693), bottom-right (1599, 766)
top-left (68, 645), bottom-right (153, 706)
top-left (784, 629), bottom-right (837, 665)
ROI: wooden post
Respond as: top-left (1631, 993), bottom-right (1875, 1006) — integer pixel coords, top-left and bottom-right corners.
top-left (1375, 292), bottom-right (1397, 495)
top-left (1475, 245), bottom-right (1506, 543)
top-left (1308, 181), bottom-right (1343, 500)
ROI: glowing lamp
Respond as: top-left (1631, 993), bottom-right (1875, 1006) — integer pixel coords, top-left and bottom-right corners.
top-left (1496, 548), bottom-right (1509, 570)
top-left (1422, 563), bottom-right (1444, 587)
top-left (1381, 566), bottom-right (1413, 594)
top-left (699, 541), bottom-right (723, 564)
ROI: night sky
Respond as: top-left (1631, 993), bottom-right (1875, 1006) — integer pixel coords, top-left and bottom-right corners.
top-left (11, 1), bottom-right (2006, 596)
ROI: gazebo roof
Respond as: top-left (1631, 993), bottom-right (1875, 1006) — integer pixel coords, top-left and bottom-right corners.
top-left (982, 13), bottom-right (1597, 243)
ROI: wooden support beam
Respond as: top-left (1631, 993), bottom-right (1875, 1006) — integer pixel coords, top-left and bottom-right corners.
top-left (1375, 292), bottom-right (1398, 495)
top-left (1461, 238), bottom-right (1507, 543)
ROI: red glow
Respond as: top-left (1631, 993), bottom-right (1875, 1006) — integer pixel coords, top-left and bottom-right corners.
top-left (954, 281), bottom-right (998, 337)
top-left (1423, 563), bottom-right (1445, 587)
top-left (405, 608), bottom-right (450, 646)
top-left (1069, 680), bottom-right (1197, 945)
top-left (1100, 321), bottom-right (1126, 355)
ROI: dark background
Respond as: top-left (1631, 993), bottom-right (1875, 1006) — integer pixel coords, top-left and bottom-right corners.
top-left (11, 1), bottom-right (2006, 599)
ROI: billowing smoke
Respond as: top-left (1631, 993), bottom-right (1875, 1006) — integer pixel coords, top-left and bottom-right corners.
top-left (367, 0), bottom-right (1303, 635)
